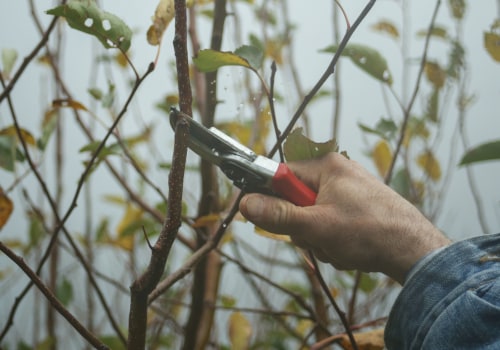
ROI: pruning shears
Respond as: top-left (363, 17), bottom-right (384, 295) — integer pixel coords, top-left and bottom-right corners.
top-left (169, 108), bottom-right (317, 207)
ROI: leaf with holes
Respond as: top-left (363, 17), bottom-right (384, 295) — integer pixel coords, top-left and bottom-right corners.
top-left (46, 0), bottom-right (132, 51)
top-left (284, 127), bottom-right (338, 162)
top-left (321, 43), bottom-right (393, 85)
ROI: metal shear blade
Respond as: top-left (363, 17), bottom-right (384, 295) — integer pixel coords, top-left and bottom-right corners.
top-left (169, 108), bottom-right (256, 165)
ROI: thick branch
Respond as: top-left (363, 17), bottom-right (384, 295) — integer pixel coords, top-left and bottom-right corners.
top-left (127, 118), bottom-right (190, 349)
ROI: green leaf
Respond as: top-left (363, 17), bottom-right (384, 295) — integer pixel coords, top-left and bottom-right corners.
top-left (283, 127), bottom-right (338, 162)
top-left (99, 335), bottom-right (126, 350)
top-left (460, 140), bottom-right (500, 166)
top-left (321, 43), bottom-right (392, 85)
top-left (88, 87), bottom-right (103, 100)
top-left (37, 108), bottom-right (59, 150)
top-left (1, 48), bottom-right (18, 79)
top-left (46, 0), bottom-right (132, 51)
top-left (193, 49), bottom-right (252, 72)
top-left (56, 278), bottom-right (74, 306)
top-left (358, 118), bottom-right (397, 140)
top-left (234, 45), bottom-right (263, 69)
top-left (390, 168), bottom-right (412, 199)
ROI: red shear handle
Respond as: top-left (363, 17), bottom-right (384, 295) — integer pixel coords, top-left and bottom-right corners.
top-left (271, 163), bottom-right (317, 206)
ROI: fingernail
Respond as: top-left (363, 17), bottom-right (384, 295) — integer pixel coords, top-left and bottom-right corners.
top-left (244, 195), bottom-right (264, 219)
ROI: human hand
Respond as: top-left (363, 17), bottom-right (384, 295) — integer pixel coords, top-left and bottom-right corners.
top-left (239, 153), bottom-right (450, 284)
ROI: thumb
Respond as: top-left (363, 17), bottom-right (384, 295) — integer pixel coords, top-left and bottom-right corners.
top-left (239, 193), bottom-right (309, 235)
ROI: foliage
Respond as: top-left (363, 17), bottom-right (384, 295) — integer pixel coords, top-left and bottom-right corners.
top-left (0, 0), bottom-right (497, 349)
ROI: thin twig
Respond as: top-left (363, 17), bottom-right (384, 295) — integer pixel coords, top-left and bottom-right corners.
top-left (0, 242), bottom-right (108, 350)
top-left (308, 251), bottom-right (358, 350)
top-left (384, 0), bottom-right (442, 184)
top-left (269, 0), bottom-right (377, 157)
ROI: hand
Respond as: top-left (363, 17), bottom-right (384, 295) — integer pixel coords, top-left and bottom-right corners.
top-left (239, 153), bottom-right (451, 284)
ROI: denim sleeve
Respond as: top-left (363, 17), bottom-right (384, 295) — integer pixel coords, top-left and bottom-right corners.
top-left (385, 233), bottom-right (500, 349)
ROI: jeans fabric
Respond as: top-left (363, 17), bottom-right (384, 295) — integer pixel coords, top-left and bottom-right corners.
top-left (385, 233), bottom-right (500, 349)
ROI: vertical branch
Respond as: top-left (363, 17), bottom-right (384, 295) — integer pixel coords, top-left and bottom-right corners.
top-left (384, 0), bottom-right (441, 184)
top-left (127, 118), bottom-right (190, 349)
top-left (127, 1), bottom-right (193, 349)
top-left (174, 0), bottom-right (193, 114)
top-left (182, 1), bottom-right (227, 349)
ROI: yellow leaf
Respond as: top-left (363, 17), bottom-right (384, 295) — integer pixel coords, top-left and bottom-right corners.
top-left (254, 225), bottom-right (291, 242)
top-left (417, 150), bottom-right (441, 181)
top-left (0, 126), bottom-right (36, 146)
top-left (372, 140), bottom-right (392, 178)
top-left (52, 99), bottom-right (88, 111)
top-left (371, 20), bottom-right (399, 39)
top-left (228, 312), bottom-right (252, 350)
top-left (339, 328), bottom-right (385, 350)
top-left (192, 214), bottom-right (220, 228)
top-left (114, 204), bottom-right (143, 251)
top-left (0, 188), bottom-right (14, 230)
top-left (114, 51), bottom-right (130, 68)
top-left (424, 61), bottom-right (446, 89)
top-left (484, 31), bottom-right (500, 62)
top-left (147, 0), bottom-right (175, 46)
top-left (296, 320), bottom-right (313, 337)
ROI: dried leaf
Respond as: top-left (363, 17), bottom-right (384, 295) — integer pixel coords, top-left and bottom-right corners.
top-left (228, 312), bottom-right (252, 350)
top-left (448, 0), bottom-right (466, 20)
top-left (254, 225), bottom-right (291, 242)
top-left (193, 49), bottom-right (252, 72)
top-left (46, 0), bottom-right (132, 51)
top-left (484, 32), bottom-right (500, 62)
top-left (417, 26), bottom-right (449, 40)
top-left (192, 214), bottom-right (220, 228)
top-left (339, 328), bottom-right (385, 350)
top-left (0, 188), bottom-right (14, 230)
top-left (425, 61), bottom-right (446, 89)
top-left (0, 126), bottom-right (36, 146)
top-left (371, 20), bottom-right (399, 39)
top-left (147, 0), bottom-right (175, 46)
top-left (283, 127), bottom-right (338, 162)
top-left (417, 150), bottom-right (441, 181)
top-left (52, 99), bottom-right (88, 111)
top-left (372, 140), bottom-right (392, 178)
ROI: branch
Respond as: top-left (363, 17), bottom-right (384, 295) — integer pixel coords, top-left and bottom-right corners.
top-left (269, 0), bottom-right (377, 157)
top-left (0, 242), bottom-right (108, 350)
top-left (384, 0), bottom-right (442, 184)
top-left (0, 17), bottom-right (58, 103)
top-left (127, 117), bottom-right (190, 349)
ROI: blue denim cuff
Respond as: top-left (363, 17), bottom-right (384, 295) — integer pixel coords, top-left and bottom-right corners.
top-left (385, 233), bottom-right (500, 349)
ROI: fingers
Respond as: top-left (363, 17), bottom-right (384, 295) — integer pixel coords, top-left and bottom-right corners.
top-left (239, 193), bottom-right (311, 235)
top-left (286, 152), bottom-right (349, 191)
